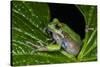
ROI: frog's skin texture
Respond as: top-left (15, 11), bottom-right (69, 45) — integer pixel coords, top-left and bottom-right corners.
top-left (47, 18), bottom-right (81, 55)
top-left (34, 18), bottom-right (81, 55)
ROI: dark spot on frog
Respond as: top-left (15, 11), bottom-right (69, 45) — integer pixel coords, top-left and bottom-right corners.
top-left (48, 3), bottom-right (85, 40)
top-left (55, 24), bottom-right (60, 30)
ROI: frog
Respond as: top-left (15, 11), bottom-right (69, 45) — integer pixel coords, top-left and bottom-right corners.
top-left (33, 18), bottom-right (81, 55)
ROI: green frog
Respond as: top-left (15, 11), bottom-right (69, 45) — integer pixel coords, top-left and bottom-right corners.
top-left (33, 18), bottom-right (81, 55)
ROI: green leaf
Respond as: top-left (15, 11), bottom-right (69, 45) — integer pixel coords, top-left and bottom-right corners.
top-left (76, 5), bottom-right (97, 61)
top-left (12, 1), bottom-right (76, 66)
top-left (11, 1), bottom-right (97, 66)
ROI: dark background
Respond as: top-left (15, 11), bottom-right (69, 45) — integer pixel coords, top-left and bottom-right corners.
top-left (48, 3), bottom-right (85, 40)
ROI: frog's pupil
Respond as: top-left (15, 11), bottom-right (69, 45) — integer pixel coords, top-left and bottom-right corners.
top-left (55, 24), bottom-right (60, 29)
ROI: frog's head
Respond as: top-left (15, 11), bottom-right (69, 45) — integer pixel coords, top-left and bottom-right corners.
top-left (47, 18), bottom-right (64, 38)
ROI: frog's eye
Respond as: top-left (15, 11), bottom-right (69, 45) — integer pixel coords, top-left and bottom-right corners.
top-left (55, 24), bottom-right (61, 30)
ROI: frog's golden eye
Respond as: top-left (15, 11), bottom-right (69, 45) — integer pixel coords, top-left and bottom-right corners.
top-left (55, 24), bottom-right (60, 30)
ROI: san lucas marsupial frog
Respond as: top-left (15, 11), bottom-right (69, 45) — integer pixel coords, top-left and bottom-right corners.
top-left (34, 18), bottom-right (81, 55)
